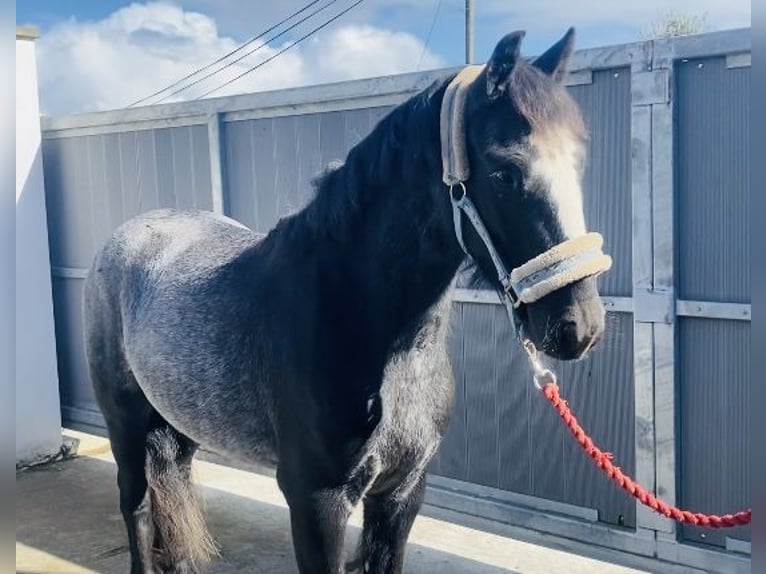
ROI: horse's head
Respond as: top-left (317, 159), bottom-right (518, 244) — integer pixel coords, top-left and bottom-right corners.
top-left (454, 28), bottom-right (607, 361)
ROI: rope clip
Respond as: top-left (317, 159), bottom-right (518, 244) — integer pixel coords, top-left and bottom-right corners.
top-left (521, 339), bottom-right (558, 391)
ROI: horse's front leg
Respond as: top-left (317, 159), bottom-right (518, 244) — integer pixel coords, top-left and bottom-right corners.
top-left (347, 472), bottom-right (426, 574)
top-left (279, 442), bottom-right (380, 574)
top-left (284, 485), bottom-right (352, 574)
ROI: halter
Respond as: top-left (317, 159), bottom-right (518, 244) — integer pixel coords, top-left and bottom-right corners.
top-left (440, 65), bottom-right (613, 333)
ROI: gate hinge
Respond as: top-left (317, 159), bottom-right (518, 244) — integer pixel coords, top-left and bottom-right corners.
top-left (633, 286), bottom-right (675, 324)
top-left (631, 69), bottom-right (671, 106)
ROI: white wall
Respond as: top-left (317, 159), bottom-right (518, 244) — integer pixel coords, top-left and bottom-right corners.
top-left (16, 30), bottom-right (62, 464)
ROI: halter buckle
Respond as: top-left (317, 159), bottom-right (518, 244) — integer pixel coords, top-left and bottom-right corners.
top-left (502, 279), bottom-right (521, 308)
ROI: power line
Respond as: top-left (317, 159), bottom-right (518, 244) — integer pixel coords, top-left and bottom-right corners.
top-left (417, 0), bottom-right (443, 71)
top-left (149, 0), bottom-right (341, 105)
top-left (196, 0), bottom-right (366, 100)
top-left (128, 0), bottom-right (326, 107)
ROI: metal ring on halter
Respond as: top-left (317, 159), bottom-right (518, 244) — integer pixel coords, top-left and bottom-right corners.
top-left (449, 182), bottom-right (467, 203)
top-left (521, 339), bottom-right (558, 390)
top-left (532, 368), bottom-right (557, 391)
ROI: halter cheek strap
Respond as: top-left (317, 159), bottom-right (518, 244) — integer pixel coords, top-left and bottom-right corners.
top-left (439, 66), bottom-right (613, 331)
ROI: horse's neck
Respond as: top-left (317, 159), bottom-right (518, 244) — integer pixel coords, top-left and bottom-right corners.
top-left (307, 84), bottom-right (463, 357)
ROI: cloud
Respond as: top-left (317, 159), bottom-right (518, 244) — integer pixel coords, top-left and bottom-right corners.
top-left (480, 0), bottom-right (750, 35)
top-left (35, 1), bottom-right (445, 116)
top-left (309, 24), bottom-right (442, 82)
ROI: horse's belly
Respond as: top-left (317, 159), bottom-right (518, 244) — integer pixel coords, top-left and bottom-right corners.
top-left (133, 368), bottom-right (280, 467)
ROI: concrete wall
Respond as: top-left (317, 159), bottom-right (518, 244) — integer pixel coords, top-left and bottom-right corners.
top-left (15, 29), bottom-right (62, 464)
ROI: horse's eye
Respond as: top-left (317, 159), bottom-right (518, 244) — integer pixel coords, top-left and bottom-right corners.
top-left (489, 170), bottom-right (515, 185)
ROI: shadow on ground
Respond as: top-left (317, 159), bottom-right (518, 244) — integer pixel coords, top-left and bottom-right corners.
top-left (17, 454), bottom-right (518, 574)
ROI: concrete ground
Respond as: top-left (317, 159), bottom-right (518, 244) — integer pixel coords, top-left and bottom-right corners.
top-left (17, 430), bottom-right (651, 574)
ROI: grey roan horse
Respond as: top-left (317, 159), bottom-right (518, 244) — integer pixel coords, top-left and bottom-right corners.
top-left (83, 29), bottom-right (607, 574)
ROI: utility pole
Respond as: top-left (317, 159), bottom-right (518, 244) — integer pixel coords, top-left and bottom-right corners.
top-left (465, 0), bottom-right (474, 64)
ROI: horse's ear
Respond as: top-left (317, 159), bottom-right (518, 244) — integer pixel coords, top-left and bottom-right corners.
top-left (533, 27), bottom-right (576, 82)
top-left (486, 31), bottom-right (526, 100)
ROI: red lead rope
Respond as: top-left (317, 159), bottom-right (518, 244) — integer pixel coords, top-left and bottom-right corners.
top-left (541, 382), bottom-right (751, 528)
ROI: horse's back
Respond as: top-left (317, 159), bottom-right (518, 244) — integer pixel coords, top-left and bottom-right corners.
top-left (91, 208), bottom-right (254, 280)
top-left (84, 208), bottom-right (259, 347)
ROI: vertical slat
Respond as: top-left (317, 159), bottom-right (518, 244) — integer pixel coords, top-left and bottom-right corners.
top-left (438, 304), bottom-right (468, 481)
top-left (630, 58), bottom-right (659, 535)
top-left (251, 118), bottom-right (276, 232)
top-left (343, 108), bottom-right (370, 153)
top-left (136, 129), bottom-right (160, 211)
top-left (295, 113), bottom-right (322, 207)
top-left (651, 84), bottom-right (678, 539)
top-left (224, 121), bottom-right (256, 229)
top-left (462, 303), bottom-right (498, 487)
top-left (171, 126), bottom-right (194, 209)
top-left (496, 308), bottom-right (532, 494)
top-left (102, 133), bottom-right (125, 231)
top-left (65, 138), bottom-right (93, 267)
top-left (41, 138), bottom-right (64, 265)
top-left (207, 113), bottom-right (225, 215)
top-left (190, 124), bottom-right (213, 212)
top-left (153, 128), bottom-right (176, 208)
top-left (51, 279), bottom-right (94, 414)
top-left (630, 106), bottom-right (654, 291)
top-left (319, 111), bottom-right (346, 169)
top-left (529, 358), bottom-right (566, 503)
top-left (118, 131), bottom-right (139, 219)
top-left (272, 115), bottom-right (299, 218)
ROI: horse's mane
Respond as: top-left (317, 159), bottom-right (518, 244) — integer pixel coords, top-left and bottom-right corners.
top-left (293, 76), bottom-right (452, 242)
top-left (269, 60), bottom-right (583, 265)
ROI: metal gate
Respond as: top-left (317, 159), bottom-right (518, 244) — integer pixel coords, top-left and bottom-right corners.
top-left (40, 28), bottom-right (751, 573)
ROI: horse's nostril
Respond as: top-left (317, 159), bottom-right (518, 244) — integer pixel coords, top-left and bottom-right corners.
top-left (551, 318), bottom-right (603, 360)
top-left (552, 321), bottom-right (580, 357)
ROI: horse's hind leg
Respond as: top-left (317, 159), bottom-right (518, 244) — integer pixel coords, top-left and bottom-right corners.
top-left (145, 425), bottom-right (217, 574)
top-left (94, 375), bottom-right (215, 573)
top-left (98, 389), bottom-right (158, 574)
top-left (347, 473), bottom-right (426, 574)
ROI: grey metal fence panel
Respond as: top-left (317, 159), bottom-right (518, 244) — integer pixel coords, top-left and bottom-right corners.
top-left (224, 107), bottom-right (393, 233)
top-left (42, 136), bottom-right (98, 269)
top-left (675, 54), bottom-right (751, 550)
top-left (676, 56), bottom-right (750, 303)
top-left (568, 68), bottom-right (632, 298)
top-left (42, 125), bottom-right (212, 423)
top-left (43, 126), bottom-right (212, 267)
top-left (50, 278), bottom-right (92, 421)
top-left (433, 304), bottom-right (636, 528)
top-left (678, 318), bottom-right (750, 547)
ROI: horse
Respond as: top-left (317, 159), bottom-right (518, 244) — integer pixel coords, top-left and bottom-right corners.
top-left (82, 28), bottom-right (610, 574)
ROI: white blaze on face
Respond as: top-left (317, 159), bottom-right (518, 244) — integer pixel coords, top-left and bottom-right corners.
top-left (527, 126), bottom-right (587, 238)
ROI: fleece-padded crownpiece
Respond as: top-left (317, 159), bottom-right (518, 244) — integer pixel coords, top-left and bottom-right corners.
top-left (440, 65), bottom-right (485, 187)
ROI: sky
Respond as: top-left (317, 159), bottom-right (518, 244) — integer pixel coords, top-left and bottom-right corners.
top-left (17, 0), bottom-right (751, 117)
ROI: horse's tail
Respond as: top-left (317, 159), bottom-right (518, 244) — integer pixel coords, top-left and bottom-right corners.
top-left (145, 427), bottom-right (219, 569)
